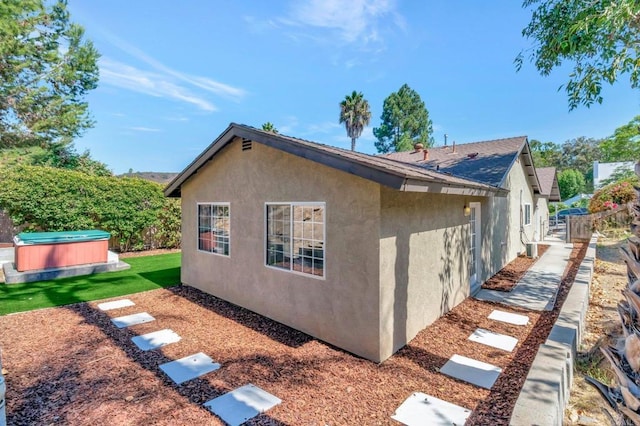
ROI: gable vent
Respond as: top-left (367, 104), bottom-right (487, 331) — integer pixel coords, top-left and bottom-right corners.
top-left (241, 138), bottom-right (252, 151)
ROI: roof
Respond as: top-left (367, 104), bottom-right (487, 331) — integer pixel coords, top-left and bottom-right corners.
top-left (535, 167), bottom-right (561, 201)
top-left (164, 123), bottom-right (508, 198)
top-left (381, 136), bottom-right (541, 192)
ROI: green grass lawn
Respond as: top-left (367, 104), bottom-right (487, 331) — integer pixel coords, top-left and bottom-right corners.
top-left (0, 253), bottom-right (180, 315)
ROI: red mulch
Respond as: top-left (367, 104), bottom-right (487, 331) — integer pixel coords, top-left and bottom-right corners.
top-left (481, 244), bottom-right (550, 292)
top-left (468, 242), bottom-right (587, 424)
top-left (0, 243), bottom-right (586, 425)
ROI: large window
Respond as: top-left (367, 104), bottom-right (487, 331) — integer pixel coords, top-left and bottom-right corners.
top-left (523, 203), bottom-right (531, 226)
top-left (198, 203), bottom-right (230, 256)
top-left (266, 203), bottom-right (324, 278)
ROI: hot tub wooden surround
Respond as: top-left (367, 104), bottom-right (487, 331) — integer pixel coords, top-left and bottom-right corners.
top-left (13, 230), bottom-right (110, 272)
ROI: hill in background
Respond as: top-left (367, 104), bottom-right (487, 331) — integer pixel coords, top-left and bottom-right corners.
top-left (120, 172), bottom-right (178, 184)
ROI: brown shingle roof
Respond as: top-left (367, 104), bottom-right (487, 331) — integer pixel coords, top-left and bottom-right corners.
top-left (535, 167), bottom-right (561, 201)
top-left (382, 137), bottom-right (528, 187)
top-left (165, 124), bottom-right (508, 198)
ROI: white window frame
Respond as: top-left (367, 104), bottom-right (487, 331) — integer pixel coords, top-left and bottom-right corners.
top-left (264, 202), bottom-right (325, 280)
top-left (197, 202), bottom-right (230, 257)
top-left (523, 203), bottom-right (532, 226)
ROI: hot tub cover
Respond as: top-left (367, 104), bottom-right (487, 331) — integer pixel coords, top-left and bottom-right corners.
top-left (15, 230), bottom-right (111, 245)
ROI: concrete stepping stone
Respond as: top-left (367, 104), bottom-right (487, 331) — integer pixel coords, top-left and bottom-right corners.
top-left (203, 384), bottom-right (282, 426)
top-left (440, 354), bottom-right (502, 389)
top-left (391, 392), bottom-right (471, 426)
top-left (111, 312), bottom-right (155, 328)
top-left (159, 352), bottom-right (220, 385)
top-left (98, 299), bottom-right (135, 311)
top-left (468, 328), bottom-right (518, 352)
top-left (131, 329), bottom-right (181, 351)
top-left (488, 309), bottom-right (529, 326)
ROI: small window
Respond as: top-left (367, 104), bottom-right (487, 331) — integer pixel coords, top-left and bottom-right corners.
top-left (524, 203), bottom-right (531, 226)
top-left (198, 203), bottom-right (230, 256)
top-left (266, 203), bottom-right (324, 278)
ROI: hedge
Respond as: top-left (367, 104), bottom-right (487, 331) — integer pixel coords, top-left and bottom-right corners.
top-left (0, 165), bottom-right (181, 251)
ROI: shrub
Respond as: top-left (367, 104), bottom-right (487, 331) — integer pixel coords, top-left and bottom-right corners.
top-left (589, 176), bottom-right (639, 213)
top-left (0, 165), bottom-right (181, 251)
top-left (156, 198), bottom-right (181, 249)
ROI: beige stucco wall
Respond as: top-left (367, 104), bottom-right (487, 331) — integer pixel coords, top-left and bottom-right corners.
top-left (535, 196), bottom-right (549, 240)
top-left (178, 138), bottom-right (542, 362)
top-left (180, 138), bottom-right (383, 361)
top-left (490, 155), bottom-right (535, 272)
top-left (378, 188), bottom-right (483, 359)
top-left (471, 155), bottom-right (544, 287)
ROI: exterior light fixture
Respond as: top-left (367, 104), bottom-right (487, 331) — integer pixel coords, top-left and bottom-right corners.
top-left (464, 204), bottom-right (471, 217)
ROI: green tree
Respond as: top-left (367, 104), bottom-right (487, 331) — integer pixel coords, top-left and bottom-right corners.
top-left (0, 0), bottom-right (99, 148)
top-left (559, 136), bottom-right (602, 189)
top-left (30, 143), bottom-right (111, 176)
top-left (261, 122), bottom-right (278, 133)
top-left (558, 168), bottom-right (586, 200)
top-left (339, 91), bottom-right (371, 152)
top-left (529, 139), bottom-right (561, 167)
top-left (600, 115), bottom-right (640, 162)
top-left (517, 0), bottom-right (640, 110)
top-left (373, 84), bottom-right (434, 153)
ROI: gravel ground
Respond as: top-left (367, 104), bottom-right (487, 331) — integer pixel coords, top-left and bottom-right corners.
top-left (565, 234), bottom-right (629, 425)
top-left (0, 243), bottom-right (585, 425)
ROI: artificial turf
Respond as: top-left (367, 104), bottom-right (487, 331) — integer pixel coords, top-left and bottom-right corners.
top-left (0, 253), bottom-right (180, 315)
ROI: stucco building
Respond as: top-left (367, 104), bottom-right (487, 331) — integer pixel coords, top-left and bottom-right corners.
top-left (165, 124), bottom-right (559, 362)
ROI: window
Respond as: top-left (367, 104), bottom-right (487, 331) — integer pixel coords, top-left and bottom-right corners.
top-left (523, 203), bottom-right (531, 226)
top-left (266, 203), bottom-right (324, 278)
top-left (198, 203), bottom-right (230, 256)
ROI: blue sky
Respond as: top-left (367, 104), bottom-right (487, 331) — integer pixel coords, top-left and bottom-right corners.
top-left (67, 0), bottom-right (640, 175)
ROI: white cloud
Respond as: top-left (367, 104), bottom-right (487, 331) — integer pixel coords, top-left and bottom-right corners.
top-left (278, 115), bottom-right (299, 134)
top-left (306, 121), bottom-right (341, 134)
top-left (100, 58), bottom-right (217, 112)
top-left (97, 32), bottom-right (246, 111)
top-left (129, 126), bottom-right (162, 132)
top-left (105, 35), bottom-right (246, 102)
top-left (284, 0), bottom-right (401, 46)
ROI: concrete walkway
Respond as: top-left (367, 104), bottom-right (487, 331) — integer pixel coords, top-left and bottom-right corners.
top-left (474, 243), bottom-right (573, 311)
top-left (0, 247), bottom-right (13, 265)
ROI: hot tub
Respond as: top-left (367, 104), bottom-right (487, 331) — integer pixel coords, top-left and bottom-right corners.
top-left (13, 230), bottom-right (111, 272)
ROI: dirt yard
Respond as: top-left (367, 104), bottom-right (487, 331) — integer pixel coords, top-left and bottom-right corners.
top-left (0, 244), bottom-right (586, 425)
top-left (564, 232), bottom-right (629, 425)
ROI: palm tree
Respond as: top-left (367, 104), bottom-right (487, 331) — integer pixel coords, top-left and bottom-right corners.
top-left (261, 122), bottom-right (278, 133)
top-left (339, 91), bottom-right (371, 151)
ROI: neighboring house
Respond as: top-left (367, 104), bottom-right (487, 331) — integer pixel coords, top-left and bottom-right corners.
top-left (165, 124), bottom-right (556, 362)
top-left (593, 160), bottom-right (635, 188)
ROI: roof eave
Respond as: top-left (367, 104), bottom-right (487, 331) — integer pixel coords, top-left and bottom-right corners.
top-left (402, 178), bottom-right (507, 197)
top-left (498, 137), bottom-right (542, 193)
top-left (165, 123), bottom-right (508, 198)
